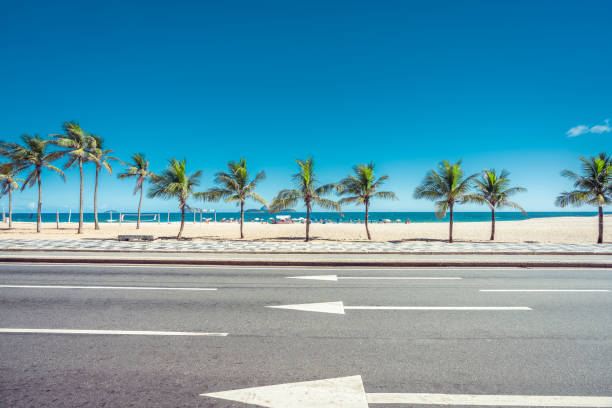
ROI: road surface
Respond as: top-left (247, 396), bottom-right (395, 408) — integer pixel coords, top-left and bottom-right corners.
top-left (1, 263), bottom-right (611, 407)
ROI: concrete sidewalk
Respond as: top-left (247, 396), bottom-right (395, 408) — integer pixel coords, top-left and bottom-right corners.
top-left (0, 238), bottom-right (611, 254)
top-left (1, 250), bottom-right (611, 268)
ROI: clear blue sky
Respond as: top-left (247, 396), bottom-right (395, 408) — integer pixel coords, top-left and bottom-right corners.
top-left (1, 0), bottom-right (610, 213)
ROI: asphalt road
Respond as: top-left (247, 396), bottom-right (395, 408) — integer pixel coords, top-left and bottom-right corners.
top-left (0, 263), bottom-right (611, 407)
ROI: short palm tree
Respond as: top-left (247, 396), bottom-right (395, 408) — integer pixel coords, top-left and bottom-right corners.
top-left (90, 135), bottom-right (120, 230)
top-left (52, 122), bottom-right (97, 234)
top-left (197, 158), bottom-right (266, 238)
top-left (337, 163), bottom-right (397, 240)
top-left (462, 169), bottom-right (527, 240)
top-left (118, 153), bottom-right (153, 229)
top-left (0, 164), bottom-right (24, 229)
top-left (0, 135), bottom-right (65, 233)
top-left (414, 160), bottom-right (477, 243)
top-left (269, 158), bottom-right (341, 242)
top-left (556, 152), bottom-right (611, 244)
top-left (148, 158), bottom-right (202, 239)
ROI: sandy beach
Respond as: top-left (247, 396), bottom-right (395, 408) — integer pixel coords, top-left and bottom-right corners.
top-left (0, 215), bottom-right (609, 244)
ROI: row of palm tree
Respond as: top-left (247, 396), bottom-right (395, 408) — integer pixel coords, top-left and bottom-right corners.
top-left (267, 159), bottom-right (397, 241)
top-left (0, 135), bottom-right (66, 233)
top-left (413, 160), bottom-right (527, 243)
top-left (0, 128), bottom-right (609, 243)
top-left (0, 123), bottom-right (120, 234)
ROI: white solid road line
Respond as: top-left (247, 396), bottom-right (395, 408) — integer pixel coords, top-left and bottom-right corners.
top-left (480, 289), bottom-right (610, 292)
top-left (345, 306), bottom-right (532, 310)
top-left (288, 275), bottom-right (461, 281)
top-left (366, 392), bottom-right (612, 406)
top-left (0, 328), bottom-right (228, 336)
top-left (4, 263), bottom-right (567, 271)
top-left (202, 375), bottom-right (612, 408)
top-left (0, 284), bottom-right (217, 291)
top-left (267, 301), bottom-right (532, 314)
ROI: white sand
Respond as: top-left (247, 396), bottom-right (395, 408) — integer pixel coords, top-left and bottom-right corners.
top-left (0, 215), bottom-right (610, 243)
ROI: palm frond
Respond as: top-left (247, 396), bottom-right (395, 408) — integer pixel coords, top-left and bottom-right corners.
top-left (462, 193), bottom-right (492, 208)
top-left (372, 191), bottom-right (398, 200)
top-left (315, 183), bottom-right (338, 196)
top-left (246, 191), bottom-right (267, 206)
top-left (434, 200), bottom-right (449, 219)
top-left (338, 196), bottom-right (362, 205)
top-left (555, 190), bottom-right (592, 207)
top-left (498, 199), bottom-right (527, 215)
top-left (314, 197), bottom-right (342, 213)
top-left (269, 189), bottom-right (300, 212)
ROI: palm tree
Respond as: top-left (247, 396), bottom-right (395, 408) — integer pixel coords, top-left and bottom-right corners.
top-left (118, 153), bottom-right (153, 229)
top-left (462, 169), bottom-right (527, 240)
top-left (0, 135), bottom-right (65, 233)
top-left (337, 163), bottom-right (397, 240)
top-left (197, 158), bottom-right (266, 238)
top-left (148, 158), bottom-right (202, 239)
top-left (90, 135), bottom-right (120, 230)
top-left (556, 152), bottom-right (612, 244)
top-left (52, 122), bottom-right (97, 234)
top-left (269, 158), bottom-right (341, 242)
top-left (414, 160), bottom-right (477, 243)
top-left (0, 164), bottom-right (24, 229)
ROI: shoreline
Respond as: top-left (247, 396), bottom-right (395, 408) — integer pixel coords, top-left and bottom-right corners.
top-left (0, 215), bottom-right (609, 244)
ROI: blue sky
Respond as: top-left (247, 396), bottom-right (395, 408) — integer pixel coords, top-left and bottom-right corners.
top-left (1, 0), bottom-right (610, 213)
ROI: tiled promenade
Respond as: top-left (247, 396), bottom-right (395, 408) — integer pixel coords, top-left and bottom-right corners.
top-left (0, 238), bottom-right (610, 254)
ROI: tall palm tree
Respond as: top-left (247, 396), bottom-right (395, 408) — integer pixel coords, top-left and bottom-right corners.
top-left (269, 158), bottom-right (341, 242)
top-left (337, 163), bottom-right (397, 240)
top-left (0, 135), bottom-right (65, 233)
top-left (414, 160), bottom-right (477, 243)
top-left (462, 169), bottom-right (527, 240)
top-left (118, 153), bottom-right (153, 229)
top-left (90, 135), bottom-right (120, 230)
top-left (556, 152), bottom-right (611, 244)
top-left (0, 164), bottom-right (24, 229)
top-left (52, 122), bottom-right (97, 234)
top-left (148, 158), bottom-right (202, 239)
top-left (197, 158), bottom-right (266, 239)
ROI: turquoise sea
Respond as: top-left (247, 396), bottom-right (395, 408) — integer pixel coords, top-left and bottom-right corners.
top-left (4, 211), bottom-right (607, 223)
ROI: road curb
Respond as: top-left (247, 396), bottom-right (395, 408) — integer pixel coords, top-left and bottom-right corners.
top-left (0, 256), bottom-right (610, 268)
top-left (1, 248), bottom-right (612, 256)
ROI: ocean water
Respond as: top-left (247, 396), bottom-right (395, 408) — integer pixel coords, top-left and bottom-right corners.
top-left (3, 211), bottom-right (606, 223)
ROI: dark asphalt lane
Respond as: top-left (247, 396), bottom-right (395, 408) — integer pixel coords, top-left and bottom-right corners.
top-left (1, 264), bottom-right (611, 407)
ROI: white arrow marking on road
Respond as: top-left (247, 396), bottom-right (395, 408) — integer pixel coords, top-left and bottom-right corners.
top-left (0, 284), bottom-right (217, 291)
top-left (480, 289), bottom-right (610, 292)
top-left (268, 301), bottom-right (347, 314)
top-left (266, 301), bottom-right (531, 314)
top-left (288, 275), bottom-right (461, 281)
top-left (0, 328), bottom-right (228, 336)
top-left (201, 375), bottom-right (612, 407)
top-left (202, 375), bottom-right (368, 408)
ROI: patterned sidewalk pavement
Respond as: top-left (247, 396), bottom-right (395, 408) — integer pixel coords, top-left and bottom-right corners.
top-left (0, 238), bottom-right (611, 254)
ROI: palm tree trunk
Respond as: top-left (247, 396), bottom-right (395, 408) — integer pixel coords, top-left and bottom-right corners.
top-left (365, 200), bottom-right (371, 240)
top-left (178, 203), bottom-right (185, 239)
top-left (78, 160), bottom-right (83, 234)
top-left (240, 200), bottom-right (244, 239)
top-left (94, 166), bottom-right (100, 230)
top-left (8, 188), bottom-right (12, 229)
top-left (137, 187), bottom-right (143, 230)
top-left (490, 207), bottom-right (495, 241)
top-left (598, 204), bottom-right (603, 244)
top-left (37, 173), bottom-right (42, 233)
top-left (449, 203), bottom-right (454, 243)
top-left (305, 203), bottom-right (311, 242)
